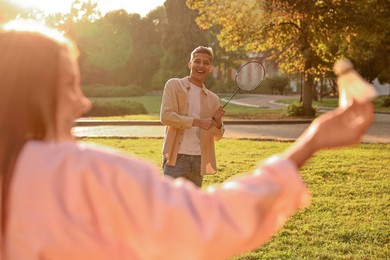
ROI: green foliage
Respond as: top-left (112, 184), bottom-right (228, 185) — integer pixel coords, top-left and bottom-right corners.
top-left (105, 11), bottom-right (164, 90)
top-left (90, 96), bottom-right (162, 115)
top-left (253, 75), bottom-right (290, 95)
top-left (84, 99), bottom-right (147, 117)
top-left (154, 0), bottom-right (213, 90)
top-left (252, 77), bottom-right (271, 94)
top-left (162, 0), bottom-right (209, 66)
top-left (280, 97), bottom-right (390, 113)
top-left (381, 97), bottom-right (390, 107)
top-left (88, 95), bottom-right (291, 120)
top-left (82, 84), bottom-right (145, 97)
top-left (74, 20), bottom-right (132, 70)
top-left (269, 75), bottom-right (289, 95)
top-left (285, 101), bottom-right (305, 116)
top-left (208, 79), bottom-right (236, 93)
top-left (285, 101), bottom-right (317, 117)
top-left (69, 0), bottom-right (101, 22)
top-left (71, 18), bottom-right (133, 85)
top-left (81, 138), bottom-right (390, 259)
top-left (0, 1), bottom-right (25, 22)
top-left (151, 50), bottom-right (185, 89)
top-left (187, 0), bottom-right (390, 115)
top-left (208, 75), bottom-right (290, 95)
top-left (46, 6), bottom-right (164, 88)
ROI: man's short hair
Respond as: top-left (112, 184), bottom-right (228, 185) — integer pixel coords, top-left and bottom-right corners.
top-left (190, 46), bottom-right (213, 62)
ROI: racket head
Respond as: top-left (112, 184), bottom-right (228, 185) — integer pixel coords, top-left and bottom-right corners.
top-left (235, 61), bottom-right (265, 91)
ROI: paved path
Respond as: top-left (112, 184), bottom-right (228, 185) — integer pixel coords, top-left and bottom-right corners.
top-left (73, 95), bottom-right (390, 144)
top-left (222, 94), bottom-right (295, 109)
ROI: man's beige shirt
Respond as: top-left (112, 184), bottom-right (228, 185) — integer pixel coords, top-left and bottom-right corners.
top-left (160, 77), bottom-right (224, 175)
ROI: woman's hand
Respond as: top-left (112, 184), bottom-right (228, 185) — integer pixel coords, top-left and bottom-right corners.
top-left (283, 100), bottom-right (374, 168)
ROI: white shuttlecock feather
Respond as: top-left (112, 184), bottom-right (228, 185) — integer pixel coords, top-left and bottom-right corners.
top-left (333, 59), bottom-right (377, 107)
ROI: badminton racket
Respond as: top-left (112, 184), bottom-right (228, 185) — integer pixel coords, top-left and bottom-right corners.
top-left (222, 60), bottom-right (266, 108)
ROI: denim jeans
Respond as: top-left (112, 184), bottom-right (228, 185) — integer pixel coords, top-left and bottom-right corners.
top-left (163, 154), bottom-right (203, 187)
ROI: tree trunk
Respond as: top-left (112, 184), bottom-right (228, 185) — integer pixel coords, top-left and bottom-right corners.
top-left (302, 59), bottom-right (315, 116)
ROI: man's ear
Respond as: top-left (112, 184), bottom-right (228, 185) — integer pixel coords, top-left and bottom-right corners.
top-left (188, 61), bottom-right (192, 70)
top-left (209, 66), bottom-right (214, 73)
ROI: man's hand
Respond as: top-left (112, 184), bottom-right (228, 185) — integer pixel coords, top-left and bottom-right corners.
top-left (193, 118), bottom-right (214, 130)
top-left (212, 107), bottom-right (225, 128)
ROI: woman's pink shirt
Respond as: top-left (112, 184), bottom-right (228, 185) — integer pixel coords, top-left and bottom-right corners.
top-left (4, 141), bottom-right (310, 259)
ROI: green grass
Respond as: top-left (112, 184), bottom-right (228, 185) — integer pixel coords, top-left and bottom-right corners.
top-left (89, 95), bottom-right (300, 120)
top-left (87, 95), bottom-right (390, 120)
top-left (89, 96), bottom-right (162, 120)
top-left (79, 137), bottom-right (390, 259)
top-left (90, 95), bottom-right (163, 114)
top-left (276, 97), bottom-right (339, 108)
top-left (277, 96), bottom-right (390, 113)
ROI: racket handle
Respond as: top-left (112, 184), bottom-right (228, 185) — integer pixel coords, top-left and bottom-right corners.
top-left (223, 88), bottom-right (240, 108)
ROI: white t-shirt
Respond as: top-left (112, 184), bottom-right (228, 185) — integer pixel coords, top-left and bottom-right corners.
top-left (178, 82), bottom-right (202, 155)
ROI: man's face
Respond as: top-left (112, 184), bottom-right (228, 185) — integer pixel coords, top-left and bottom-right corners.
top-left (188, 52), bottom-right (213, 84)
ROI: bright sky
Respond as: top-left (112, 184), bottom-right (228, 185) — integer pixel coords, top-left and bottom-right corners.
top-left (9, 0), bottom-right (166, 17)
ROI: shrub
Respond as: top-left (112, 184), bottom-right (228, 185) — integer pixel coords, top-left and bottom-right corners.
top-left (381, 97), bottom-right (390, 107)
top-left (252, 77), bottom-right (272, 94)
top-left (82, 84), bottom-right (146, 98)
top-left (285, 101), bottom-right (305, 116)
top-left (285, 101), bottom-right (317, 116)
top-left (209, 80), bottom-right (236, 93)
top-left (84, 99), bottom-right (147, 117)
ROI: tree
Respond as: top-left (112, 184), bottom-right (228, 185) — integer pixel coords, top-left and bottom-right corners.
top-left (46, 0), bottom-right (101, 33)
top-left (0, 1), bottom-right (25, 22)
top-left (343, 0), bottom-right (390, 84)
top-left (72, 17), bottom-right (133, 85)
top-left (153, 0), bottom-right (210, 88)
top-left (46, 1), bottom-right (165, 88)
top-left (47, 1), bottom-right (132, 85)
top-left (188, 0), bottom-right (390, 116)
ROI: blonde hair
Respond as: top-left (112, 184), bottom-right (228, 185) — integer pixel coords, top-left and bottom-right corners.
top-left (0, 20), bottom-right (78, 235)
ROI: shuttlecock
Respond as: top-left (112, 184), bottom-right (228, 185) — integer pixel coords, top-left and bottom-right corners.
top-left (333, 59), bottom-right (377, 107)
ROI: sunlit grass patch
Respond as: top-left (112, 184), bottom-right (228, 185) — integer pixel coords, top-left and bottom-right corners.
top-left (79, 137), bottom-right (389, 259)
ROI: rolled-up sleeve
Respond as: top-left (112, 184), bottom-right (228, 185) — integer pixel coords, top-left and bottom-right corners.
top-left (212, 123), bottom-right (225, 141)
top-left (211, 95), bottom-right (225, 141)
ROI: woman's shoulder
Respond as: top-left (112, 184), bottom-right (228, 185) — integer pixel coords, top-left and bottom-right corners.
top-left (20, 140), bottom-right (157, 177)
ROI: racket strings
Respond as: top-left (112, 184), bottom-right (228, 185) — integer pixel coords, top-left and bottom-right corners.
top-left (222, 61), bottom-right (265, 108)
top-left (235, 63), bottom-right (265, 91)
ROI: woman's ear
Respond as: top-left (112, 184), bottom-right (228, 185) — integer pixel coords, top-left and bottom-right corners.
top-left (188, 61), bottom-right (192, 70)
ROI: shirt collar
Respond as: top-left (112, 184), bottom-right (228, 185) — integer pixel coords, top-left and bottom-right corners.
top-left (184, 76), bottom-right (208, 95)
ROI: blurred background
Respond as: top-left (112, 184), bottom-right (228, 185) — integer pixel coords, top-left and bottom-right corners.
top-left (1, 0), bottom-right (389, 117)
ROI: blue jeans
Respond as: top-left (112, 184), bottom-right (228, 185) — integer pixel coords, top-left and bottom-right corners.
top-left (163, 154), bottom-right (203, 187)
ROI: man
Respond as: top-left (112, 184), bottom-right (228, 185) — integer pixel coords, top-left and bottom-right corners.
top-left (160, 46), bottom-right (225, 187)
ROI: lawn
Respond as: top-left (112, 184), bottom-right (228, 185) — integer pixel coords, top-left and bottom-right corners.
top-left (80, 137), bottom-right (390, 259)
top-left (89, 94), bottom-right (389, 121)
top-left (90, 95), bottom-right (300, 120)
top-left (276, 96), bottom-right (390, 113)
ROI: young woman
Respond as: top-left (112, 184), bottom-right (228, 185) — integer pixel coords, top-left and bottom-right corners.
top-left (0, 20), bottom-right (374, 259)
